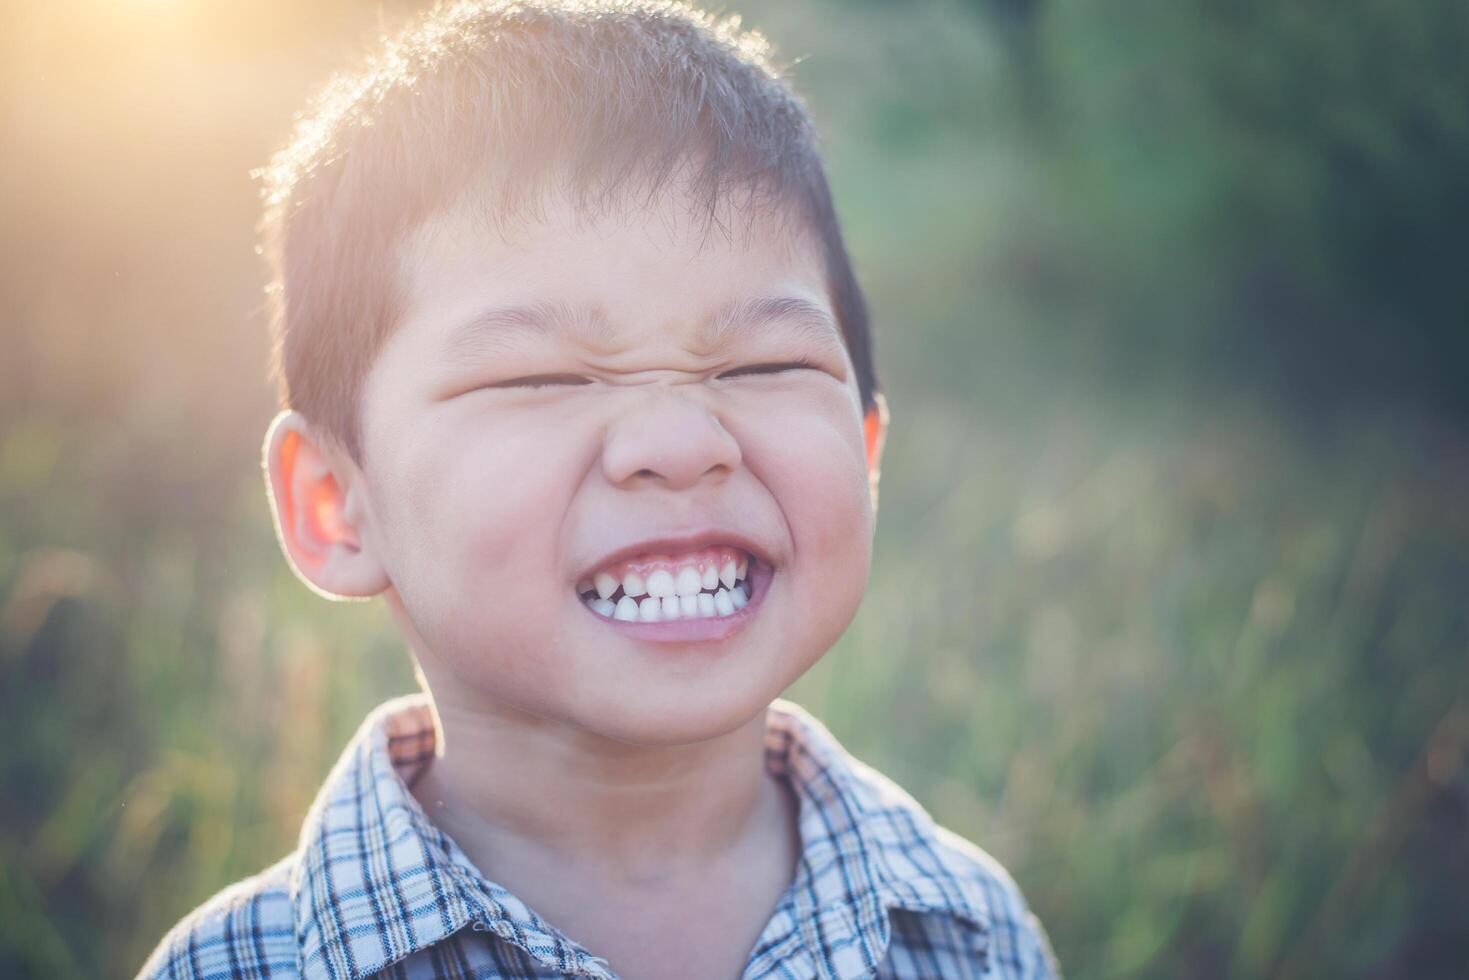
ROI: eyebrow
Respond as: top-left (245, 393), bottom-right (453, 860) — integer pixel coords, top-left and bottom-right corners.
top-left (439, 300), bottom-right (618, 364)
top-left (702, 295), bottom-right (844, 355)
top-left (438, 294), bottom-right (844, 365)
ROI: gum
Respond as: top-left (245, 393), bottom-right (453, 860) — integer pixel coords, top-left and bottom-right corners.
top-left (583, 545), bottom-right (747, 590)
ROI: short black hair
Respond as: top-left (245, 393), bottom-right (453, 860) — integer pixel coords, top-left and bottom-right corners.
top-left (260, 0), bottom-right (878, 460)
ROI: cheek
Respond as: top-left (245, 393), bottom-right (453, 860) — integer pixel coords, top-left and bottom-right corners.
top-left (396, 412), bottom-right (560, 547)
top-left (376, 408), bottom-right (581, 649)
top-left (751, 391), bottom-right (873, 578)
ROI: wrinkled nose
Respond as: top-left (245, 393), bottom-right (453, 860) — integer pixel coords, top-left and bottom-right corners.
top-left (601, 390), bottom-right (742, 491)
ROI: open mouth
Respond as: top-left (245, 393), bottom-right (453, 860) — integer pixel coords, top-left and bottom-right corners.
top-left (576, 545), bottom-right (754, 623)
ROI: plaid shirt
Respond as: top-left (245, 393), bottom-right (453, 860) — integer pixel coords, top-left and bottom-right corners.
top-left (139, 695), bottom-right (1060, 979)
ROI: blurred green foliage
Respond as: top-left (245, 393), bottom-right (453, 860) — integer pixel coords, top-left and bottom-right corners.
top-left (2, 1), bottom-right (1466, 978)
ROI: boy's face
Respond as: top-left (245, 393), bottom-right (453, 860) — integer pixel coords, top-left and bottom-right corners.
top-left (271, 184), bottom-right (885, 746)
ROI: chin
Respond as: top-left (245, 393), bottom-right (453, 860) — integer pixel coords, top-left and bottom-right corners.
top-left (572, 683), bottom-right (777, 747)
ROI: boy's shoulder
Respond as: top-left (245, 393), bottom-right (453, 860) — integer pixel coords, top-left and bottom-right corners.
top-left (135, 695), bottom-right (449, 980)
top-left (136, 853), bottom-right (299, 979)
top-left (766, 699), bottom-right (1061, 977)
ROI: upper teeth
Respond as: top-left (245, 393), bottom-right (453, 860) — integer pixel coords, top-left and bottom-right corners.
top-left (579, 545), bottom-right (755, 621)
top-left (675, 567), bottom-right (703, 596)
top-left (622, 571), bottom-right (647, 598)
top-left (594, 571), bottom-right (619, 599)
top-left (646, 570), bottom-right (676, 597)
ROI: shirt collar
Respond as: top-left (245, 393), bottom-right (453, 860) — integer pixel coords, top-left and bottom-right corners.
top-left (290, 694), bottom-right (993, 979)
top-left (762, 698), bottom-right (998, 965)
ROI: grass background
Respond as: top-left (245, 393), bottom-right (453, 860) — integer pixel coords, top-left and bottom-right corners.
top-left (2, 1), bottom-right (1466, 977)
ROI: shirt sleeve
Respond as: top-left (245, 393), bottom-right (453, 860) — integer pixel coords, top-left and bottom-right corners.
top-left (134, 859), bottom-right (298, 980)
top-left (1018, 909), bottom-right (1064, 979)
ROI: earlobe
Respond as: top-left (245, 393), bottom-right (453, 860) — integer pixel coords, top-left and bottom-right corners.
top-left (262, 410), bottom-right (390, 600)
top-left (863, 392), bottom-right (889, 512)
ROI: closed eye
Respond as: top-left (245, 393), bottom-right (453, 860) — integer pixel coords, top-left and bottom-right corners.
top-left (487, 374), bottom-right (594, 389)
top-left (717, 360), bottom-right (818, 379)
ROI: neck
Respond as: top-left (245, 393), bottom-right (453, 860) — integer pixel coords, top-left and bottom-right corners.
top-left (411, 689), bottom-right (784, 889)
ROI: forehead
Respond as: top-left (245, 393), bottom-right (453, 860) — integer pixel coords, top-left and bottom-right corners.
top-left (394, 179), bottom-right (834, 353)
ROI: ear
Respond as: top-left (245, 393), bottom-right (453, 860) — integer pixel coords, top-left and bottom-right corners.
top-left (863, 392), bottom-right (889, 513)
top-left (262, 410), bottom-right (390, 600)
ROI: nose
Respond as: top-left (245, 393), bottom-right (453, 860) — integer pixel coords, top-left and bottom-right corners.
top-left (601, 389), bottom-right (742, 491)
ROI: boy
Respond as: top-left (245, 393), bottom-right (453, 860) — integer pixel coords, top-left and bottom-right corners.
top-left (140, 1), bottom-right (1059, 977)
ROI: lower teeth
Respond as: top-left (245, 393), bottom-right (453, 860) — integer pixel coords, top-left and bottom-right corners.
top-left (585, 582), bottom-right (750, 622)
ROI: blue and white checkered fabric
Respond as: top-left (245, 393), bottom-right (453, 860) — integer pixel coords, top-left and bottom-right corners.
top-left (138, 695), bottom-right (1060, 979)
